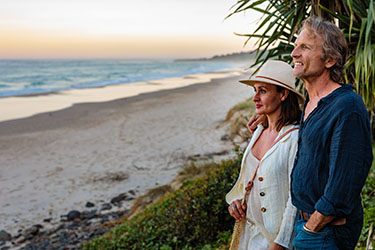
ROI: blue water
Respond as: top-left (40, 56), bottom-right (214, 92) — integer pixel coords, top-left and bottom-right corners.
top-left (0, 59), bottom-right (233, 97)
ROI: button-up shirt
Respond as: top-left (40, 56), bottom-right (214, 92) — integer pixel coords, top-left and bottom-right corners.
top-left (291, 84), bottom-right (373, 220)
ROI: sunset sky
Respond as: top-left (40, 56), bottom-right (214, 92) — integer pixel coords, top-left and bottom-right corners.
top-left (0, 0), bottom-right (260, 59)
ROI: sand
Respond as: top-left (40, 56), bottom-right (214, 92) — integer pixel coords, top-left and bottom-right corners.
top-left (0, 68), bottom-right (252, 235)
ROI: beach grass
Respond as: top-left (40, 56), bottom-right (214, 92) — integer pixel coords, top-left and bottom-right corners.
top-left (358, 151), bottom-right (375, 249)
top-left (83, 154), bottom-right (242, 250)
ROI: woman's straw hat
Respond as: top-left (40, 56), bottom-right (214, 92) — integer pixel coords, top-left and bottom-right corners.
top-left (239, 60), bottom-right (305, 104)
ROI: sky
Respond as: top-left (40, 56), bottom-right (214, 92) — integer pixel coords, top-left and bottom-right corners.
top-left (0, 0), bottom-right (261, 59)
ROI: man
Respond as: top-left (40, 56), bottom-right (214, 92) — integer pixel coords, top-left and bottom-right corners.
top-left (290, 17), bottom-right (373, 250)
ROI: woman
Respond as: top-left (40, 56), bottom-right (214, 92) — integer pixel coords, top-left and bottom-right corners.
top-left (226, 60), bottom-right (304, 250)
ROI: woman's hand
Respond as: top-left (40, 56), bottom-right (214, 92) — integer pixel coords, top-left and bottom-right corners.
top-left (228, 199), bottom-right (247, 221)
top-left (247, 115), bottom-right (265, 135)
top-left (269, 243), bottom-right (286, 250)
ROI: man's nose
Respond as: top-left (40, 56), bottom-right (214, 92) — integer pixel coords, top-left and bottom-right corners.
top-left (291, 47), bottom-right (299, 58)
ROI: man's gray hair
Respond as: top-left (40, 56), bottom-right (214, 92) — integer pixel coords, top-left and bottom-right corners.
top-left (301, 17), bottom-right (347, 83)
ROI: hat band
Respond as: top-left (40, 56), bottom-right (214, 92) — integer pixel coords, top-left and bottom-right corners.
top-left (256, 75), bottom-right (292, 90)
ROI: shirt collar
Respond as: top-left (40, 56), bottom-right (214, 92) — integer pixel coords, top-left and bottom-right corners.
top-left (300, 84), bottom-right (352, 125)
top-left (311, 84), bottom-right (353, 104)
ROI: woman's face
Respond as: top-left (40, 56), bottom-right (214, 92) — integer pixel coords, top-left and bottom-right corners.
top-left (253, 82), bottom-right (285, 116)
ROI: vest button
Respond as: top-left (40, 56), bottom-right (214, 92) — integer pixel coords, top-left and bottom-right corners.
top-left (260, 192), bottom-right (265, 196)
top-left (261, 207), bottom-right (267, 213)
top-left (258, 177), bottom-right (264, 181)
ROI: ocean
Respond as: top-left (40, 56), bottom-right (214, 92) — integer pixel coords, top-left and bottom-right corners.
top-left (0, 59), bottom-right (233, 97)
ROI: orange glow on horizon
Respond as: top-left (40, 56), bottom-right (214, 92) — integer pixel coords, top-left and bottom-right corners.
top-left (0, 26), bottom-right (252, 59)
top-left (0, 1), bottom-right (259, 59)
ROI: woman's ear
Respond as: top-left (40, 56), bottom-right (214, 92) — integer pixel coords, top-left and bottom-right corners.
top-left (281, 89), bottom-right (289, 101)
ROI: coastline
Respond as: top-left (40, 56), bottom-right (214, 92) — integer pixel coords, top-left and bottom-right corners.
top-left (0, 67), bottom-right (245, 123)
top-left (0, 67), bottom-right (251, 246)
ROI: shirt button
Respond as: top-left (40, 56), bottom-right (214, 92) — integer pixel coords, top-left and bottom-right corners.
top-left (259, 192), bottom-right (265, 196)
top-left (258, 177), bottom-right (263, 181)
top-left (261, 207), bottom-right (267, 213)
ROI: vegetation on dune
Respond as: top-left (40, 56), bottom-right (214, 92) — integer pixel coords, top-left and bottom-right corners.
top-left (359, 155), bottom-right (375, 249)
top-left (83, 156), bottom-right (242, 250)
top-left (83, 148), bottom-right (375, 250)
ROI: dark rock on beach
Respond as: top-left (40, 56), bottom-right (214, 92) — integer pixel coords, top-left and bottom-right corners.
top-left (24, 225), bottom-right (43, 237)
top-left (0, 230), bottom-right (12, 241)
top-left (110, 192), bottom-right (134, 204)
top-left (81, 210), bottom-right (97, 220)
top-left (128, 189), bottom-right (136, 196)
top-left (66, 210), bottom-right (81, 221)
top-left (221, 134), bottom-right (230, 141)
top-left (85, 202), bottom-right (95, 208)
top-left (9, 191), bottom-right (134, 249)
top-left (100, 203), bottom-right (112, 211)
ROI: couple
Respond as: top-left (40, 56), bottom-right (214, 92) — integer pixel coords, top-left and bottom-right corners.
top-left (226, 17), bottom-right (373, 250)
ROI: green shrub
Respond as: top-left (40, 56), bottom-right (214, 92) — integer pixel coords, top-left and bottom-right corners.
top-left (84, 155), bottom-right (242, 250)
top-left (357, 156), bottom-right (375, 249)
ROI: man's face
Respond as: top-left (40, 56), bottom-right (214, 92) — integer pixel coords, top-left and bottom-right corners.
top-left (291, 28), bottom-right (327, 82)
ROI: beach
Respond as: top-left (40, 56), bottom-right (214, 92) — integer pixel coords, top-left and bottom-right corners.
top-left (0, 67), bottom-right (251, 238)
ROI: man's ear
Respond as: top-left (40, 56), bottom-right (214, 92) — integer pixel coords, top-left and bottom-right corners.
top-left (325, 57), bottom-right (337, 69)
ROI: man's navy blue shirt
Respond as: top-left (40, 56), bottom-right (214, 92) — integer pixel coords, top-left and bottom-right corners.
top-left (291, 84), bottom-right (373, 221)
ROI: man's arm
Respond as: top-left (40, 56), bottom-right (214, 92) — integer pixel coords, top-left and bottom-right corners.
top-left (312, 112), bottom-right (372, 223)
top-left (247, 114), bottom-right (265, 134)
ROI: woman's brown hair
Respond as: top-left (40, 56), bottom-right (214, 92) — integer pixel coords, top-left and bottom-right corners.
top-left (263, 85), bottom-right (302, 131)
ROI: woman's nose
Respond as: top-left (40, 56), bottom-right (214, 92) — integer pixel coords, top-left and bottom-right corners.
top-left (253, 92), bottom-right (259, 101)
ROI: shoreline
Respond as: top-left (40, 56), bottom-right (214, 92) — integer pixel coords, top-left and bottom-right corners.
top-left (0, 68), bottom-right (251, 247)
top-left (0, 67), bottom-right (245, 123)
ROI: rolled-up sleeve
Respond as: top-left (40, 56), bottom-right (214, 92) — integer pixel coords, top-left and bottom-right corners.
top-left (315, 112), bottom-right (373, 217)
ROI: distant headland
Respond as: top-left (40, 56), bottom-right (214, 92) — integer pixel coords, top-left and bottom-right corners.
top-left (174, 51), bottom-right (256, 63)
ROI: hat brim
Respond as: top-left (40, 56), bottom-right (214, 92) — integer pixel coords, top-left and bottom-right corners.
top-left (239, 78), bottom-right (305, 104)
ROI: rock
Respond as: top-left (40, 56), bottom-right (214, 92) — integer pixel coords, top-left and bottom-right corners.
top-left (13, 233), bottom-right (22, 239)
top-left (38, 239), bottom-right (51, 249)
top-left (24, 225), bottom-right (42, 236)
top-left (110, 193), bottom-right (128, 204)
top-left (24, 243), bottom-right (38, 250)
top-left (221, 134), bottom-right (230, 141)
top-left (1, 246), bottom-right (10, 250)
top-left (101, 203), bottom-right (112, 211)
top-left (66, 210), bottom-right (81, 221)
top-left (25, 233), bottom-right (35, 241)
top-left (67, 221), bottom-right (81, 230)
top-left (43, 218), bottom-right (52, 223)
top-left (128, 189), bottom-right (136, 196)
top-left (0, 230), bottom-right (11, 242)
top-left (85, 202), bottom-right (95, 208)
top-left (55, 224), bottom-right (65, 232)
top-left (82, 210), bottom-right (97, 220)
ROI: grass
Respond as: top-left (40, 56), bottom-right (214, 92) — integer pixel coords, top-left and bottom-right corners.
top-left (83, 153), bottom-right (242, 250)
top-left (357, 151), bottom-right (375, 249)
